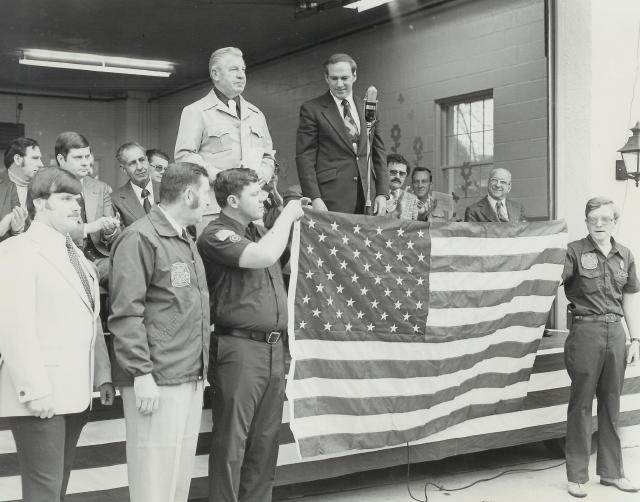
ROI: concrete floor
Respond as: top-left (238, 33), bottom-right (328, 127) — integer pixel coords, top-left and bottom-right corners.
top-left (277, 443), bottom-right (640, 502)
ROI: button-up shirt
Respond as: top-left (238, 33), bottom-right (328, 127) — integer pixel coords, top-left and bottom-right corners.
top-left (487, 195), bottom-right (508, 220)
top-left (197, 212), bottom-right (288, 332)
top-left (330, 92), bottom-right (360, 134)
top-left (563, 235), bottom-right (640, 316)
top-left (130, 180), bottom-right (155, 208)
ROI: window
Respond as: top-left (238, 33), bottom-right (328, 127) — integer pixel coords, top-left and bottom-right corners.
top-left (440, 93), bottom-right (494, 219)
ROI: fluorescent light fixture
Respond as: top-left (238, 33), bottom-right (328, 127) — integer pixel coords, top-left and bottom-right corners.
top-left (18, 49), bottom-right (175, 78)
top-left (344, 0), bottom-right (393, 12)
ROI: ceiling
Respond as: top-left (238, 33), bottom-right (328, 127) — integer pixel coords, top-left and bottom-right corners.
top-left (0, 0), bottom-right (437, 100)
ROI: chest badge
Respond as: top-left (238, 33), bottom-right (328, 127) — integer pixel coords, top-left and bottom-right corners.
top-left (620, 259), bottom-right (625, 270)
top-left (581, 252), bottom-right (598, 270)
top-left (171, 262), bottom-right (191, 287)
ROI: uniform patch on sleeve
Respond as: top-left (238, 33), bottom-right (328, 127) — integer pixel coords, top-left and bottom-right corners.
top-left (215, 229), bottom-right (237, 241)
top-left (580, 252), bottom-right (598, 270)
top-left (171, 262), bottom-right (191, 287)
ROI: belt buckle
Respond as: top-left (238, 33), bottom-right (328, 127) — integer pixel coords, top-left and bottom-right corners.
top-left (604, 313), bottom-right (617, 323)
top-left (266, 331), bottom-right (281, 344)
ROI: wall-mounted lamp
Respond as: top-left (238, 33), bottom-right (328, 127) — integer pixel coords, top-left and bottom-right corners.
top-left (616, 121), bottom-right (640, 186)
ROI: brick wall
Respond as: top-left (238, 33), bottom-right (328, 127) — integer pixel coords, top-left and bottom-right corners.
top-left (157, 0), bottom-right (548, 218)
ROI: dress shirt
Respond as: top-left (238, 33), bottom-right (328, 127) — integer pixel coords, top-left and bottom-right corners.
top-left (487, 195), bottom-right (509, 220)
top-left (130, 180), bottom-right (155, 208)
top-left (330, 92), bottom-right (360, 133)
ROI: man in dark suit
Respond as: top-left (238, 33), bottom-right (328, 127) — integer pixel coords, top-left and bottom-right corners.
top-left (464, 168), bottom-right (526, 222)
top-left (113, 142), bottom-right (161, 227)
top-left (0, 137), bottom-right (41, 241)
top-left (296, 53), bottom-right (388, 215)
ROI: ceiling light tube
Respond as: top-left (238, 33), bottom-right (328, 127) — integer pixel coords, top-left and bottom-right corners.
top-left (18, 49), bottom-right (175, 77)
top-left (344, 0), bottom-right (393, 12)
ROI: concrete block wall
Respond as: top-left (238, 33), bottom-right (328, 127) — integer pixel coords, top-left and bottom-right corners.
top-left (157, 0), bottom-right (548, 217)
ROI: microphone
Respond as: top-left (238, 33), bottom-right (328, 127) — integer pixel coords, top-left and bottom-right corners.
top-left (364, 86), bottom-right (378, 124)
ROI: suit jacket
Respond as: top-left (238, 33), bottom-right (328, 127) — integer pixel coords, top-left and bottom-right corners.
top-left (296, 91), bottom-right (388, 214)
top-left (0, 222), bottom-right (111, 417)
top-left (464, 195), bottom-right (526, 222)
top-left (112, 180), bottom-right (161, 227)
top-left (82, 176), bottom-right (120, 256)
top-left (0, 169), bottom-right (19, 242)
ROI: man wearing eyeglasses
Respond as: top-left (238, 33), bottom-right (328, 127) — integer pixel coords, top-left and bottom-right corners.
top-left (147, 149), bottom-right (169, 183)
top-left (562, 197), bottom-right (640, 498)
top-left (113, 142), bottom-right (161, 228)
top-left (464, 167), bottom-right (526, 222)
top-left (385, 153), bottom-right (420, 220)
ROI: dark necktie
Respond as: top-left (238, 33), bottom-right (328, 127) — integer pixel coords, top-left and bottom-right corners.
top-left (65, 234), bottom-right (95, 311)
top-left (495, 201), bottom-right (509, 222)
top-left (141, 188), bottom-right (151, 214)
top-left (341, 99), bottom-right (360, 147)
top-left (78, 193), bottom-right (87, 223)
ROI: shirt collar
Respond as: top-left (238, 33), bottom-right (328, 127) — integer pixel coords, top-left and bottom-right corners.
top-left (156, 204), bottom-right (185, 236)
top-left (219, 211), bottom-right (249, 234)
top-left (330, 92), bottom-right (356, 112)
top-left (214, 86), bottom-right (240, 107)
top-left (584, 234), bottom-right (621, 256)
top-left (130, 179), bottom-right (153, 198)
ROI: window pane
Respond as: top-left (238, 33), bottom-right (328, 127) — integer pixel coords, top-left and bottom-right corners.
top-left (484, 98), bottom-right (494, 130)
top-left (470, 100), bottom-right (484, 133)
top-left (469, 132), bottom-right (484, 163)
top-left (483, 130), bottom-right (494, 161)
top-left (456, 133), bottom-right (471, 165)
top-left (456, 102), bottom-right (471, 135)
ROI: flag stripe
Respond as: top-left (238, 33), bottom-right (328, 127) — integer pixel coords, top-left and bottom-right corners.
top-left (294, 392), bottom-right (528, 457)
top-left (431, 234), bottom-right (567, 256)
top-left (430, 280), bottom-right (560, 309)
top-left (292, 368), bottom-right (534, 418)
top-left (290, 325), bottom-right (542, 361)
top-left (287, 354), bottom-right (536, 399)
top-left (292, 340), bottom-right (540, 380)
top-left (430, 249), bottom-right (567, 273)
top-left (429, 264), bottom-right (563, 291)
top-left (429, 220), bottom-right (567, 239)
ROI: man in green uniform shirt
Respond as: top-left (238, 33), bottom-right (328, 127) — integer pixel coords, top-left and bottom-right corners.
top-left (197, 168), bottom-right (303, 502)
top-left (563, 197), bottom-right (640, 497)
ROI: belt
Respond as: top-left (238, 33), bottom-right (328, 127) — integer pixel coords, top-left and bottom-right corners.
top-left (573, 313), bottom-right (621, 323)
top-left (216, 328), bottom-right (282, 344)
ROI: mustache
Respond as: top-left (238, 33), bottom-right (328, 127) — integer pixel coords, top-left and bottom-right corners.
top-left (391, 178), bottom-right (402, 184)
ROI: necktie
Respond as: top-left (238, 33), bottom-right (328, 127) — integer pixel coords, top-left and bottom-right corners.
top-left (141, 188), bottom-right (151, 214)
top-left (228, 98), bottom-right (240, 119)
top-left (495, 201), bottom-right (509, 222)
top-left (341, 99), bottom-right (360, 147)
top-left (65, 234), bottom-right (95, 311)
top-left (78, 193), bottom-right (87, 223)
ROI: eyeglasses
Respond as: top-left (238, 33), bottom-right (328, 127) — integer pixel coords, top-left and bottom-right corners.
top-left (389, 169), bottom-right (407, 176)
top-left (150, 164), bottom-right (166, 173)
top-left (587, 216), bottom-right (615, 225)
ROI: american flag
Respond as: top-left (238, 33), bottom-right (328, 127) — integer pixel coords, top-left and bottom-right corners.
top-left (286, 211), bottom-right (567, 458)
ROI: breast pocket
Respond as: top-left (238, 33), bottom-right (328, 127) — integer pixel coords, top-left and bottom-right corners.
top-left (578, 268), bottom-right (602, 293)
top-left (205, 127), bottom-right (233, 153)
top-left (248, 124), bottom-right (265, 148)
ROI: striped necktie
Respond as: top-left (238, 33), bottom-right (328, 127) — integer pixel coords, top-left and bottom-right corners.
top-left (65, 234), bottom-right (95, 311)
top-left (341, 99), bottom-right (360, 147)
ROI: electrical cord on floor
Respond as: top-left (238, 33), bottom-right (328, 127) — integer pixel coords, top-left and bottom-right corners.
top-left (404, 442), bottom-right (566, 502)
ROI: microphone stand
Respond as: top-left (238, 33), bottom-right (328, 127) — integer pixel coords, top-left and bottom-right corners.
top-left (364, 119), bottom-right (376, 215)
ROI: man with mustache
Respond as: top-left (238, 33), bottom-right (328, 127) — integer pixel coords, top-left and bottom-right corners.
top-left (464, 167), bottom-right (526, 222)
top-left (385, 153), bottom-right (422, 220)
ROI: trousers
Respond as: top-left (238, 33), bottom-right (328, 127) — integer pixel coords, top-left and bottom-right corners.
top-left (208, 334), bottom-right (285, 502)
top-left (9, 410), bottom-right (88, 502)
top-left (564, 319), bottom-right (627, 483)
top-left (121, 380), bottom-right (203, 502)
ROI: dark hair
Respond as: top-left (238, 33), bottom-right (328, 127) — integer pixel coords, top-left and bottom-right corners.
top-left (55, 132), bottom-right (90, 164)
top-left (214, 168), bottom-right (259, 208)
top-left (387, 153), bottom-right (409, 169)
top-left (31, 166), bottom-right (82, 200)
top-left (4, 137), bottom-right (40, 169)
top-left (324, 53), bottom-right (357, 75)
top-left (146, 149), bottom-right (169, 163)
top-left (585, 196), bottom-right (619, 220)
top-left (116, 141), bottom-right (146, 164)
top-left (159, 162), bottom-right (209, 204)
top-left (411, 166), bottom-right (432, 183)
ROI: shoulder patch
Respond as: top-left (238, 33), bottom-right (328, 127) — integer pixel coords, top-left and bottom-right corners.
top-left (581, 252), bottom-right (598, 270)
top-left (215, 229), bottom-right (236, 241)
